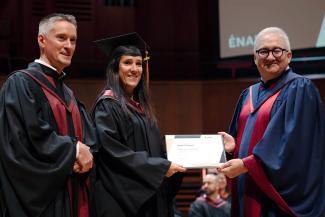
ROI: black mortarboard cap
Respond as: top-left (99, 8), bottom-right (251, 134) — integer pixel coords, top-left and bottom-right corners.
top-left (94, 32), bottom-right (149, 58)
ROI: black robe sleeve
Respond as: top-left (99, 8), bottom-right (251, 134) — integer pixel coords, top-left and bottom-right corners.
top-left (77, 99), bottom-right (97, 153)
top-left (0, 73), bottom-right (77, 217)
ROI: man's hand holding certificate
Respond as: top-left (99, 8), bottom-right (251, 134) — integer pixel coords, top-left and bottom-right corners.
top-left (165, 134), bottom-right (226, 168)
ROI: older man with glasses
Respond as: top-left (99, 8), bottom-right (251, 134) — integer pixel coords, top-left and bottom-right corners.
top-left (218, 27), bottom-right (325, 217)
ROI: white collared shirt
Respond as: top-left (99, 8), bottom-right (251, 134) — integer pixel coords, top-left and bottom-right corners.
top-left (34, 59), bottom-right (62, 73)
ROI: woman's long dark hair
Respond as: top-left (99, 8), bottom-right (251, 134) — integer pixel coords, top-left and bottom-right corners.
top-left (105, 45), bottom-right (157, 125)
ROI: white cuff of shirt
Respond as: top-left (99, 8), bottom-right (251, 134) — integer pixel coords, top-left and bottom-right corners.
top-left (76, 141), bottom-right (80, 158)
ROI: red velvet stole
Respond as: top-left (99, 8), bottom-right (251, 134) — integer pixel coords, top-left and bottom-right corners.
top-left (231, 85), bottom-right (296, 217)
top-left (21, 71), bottom-right (89, 217)
top-left (102, 89), bottom-right (115, 98)
top-left (102, 89), bottom-right (144, 113)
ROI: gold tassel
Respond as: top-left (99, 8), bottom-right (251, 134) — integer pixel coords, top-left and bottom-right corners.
top-left (143, 50), bottom-right (150, 90)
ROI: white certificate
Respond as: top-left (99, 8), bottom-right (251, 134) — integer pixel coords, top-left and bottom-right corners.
top-left (165, 134), bottom-right (226, 168)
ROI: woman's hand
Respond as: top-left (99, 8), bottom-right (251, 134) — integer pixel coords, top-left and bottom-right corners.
top-left (166, 163), bottom-right (186, 177)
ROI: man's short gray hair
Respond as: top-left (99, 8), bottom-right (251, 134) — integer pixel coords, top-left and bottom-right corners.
top-left (38, 13), bottom-right (77, 35)
top-left (254, 27), bottom-right (291, 52)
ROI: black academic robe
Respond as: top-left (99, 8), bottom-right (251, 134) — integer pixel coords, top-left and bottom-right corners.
top-left (0, 62), bottom-right (96, 217)
top-left (91, 91), bottom-right (183, 217)
top-left (189, 196), bottom-right (231, 217)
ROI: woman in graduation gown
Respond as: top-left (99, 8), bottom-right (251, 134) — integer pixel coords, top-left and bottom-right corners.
top-left (91, 33), bottom-right (186, 217)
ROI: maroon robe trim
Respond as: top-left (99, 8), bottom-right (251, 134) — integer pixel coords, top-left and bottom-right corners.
top-left (231, 88), bottom-right (251, 217)
top-left (41, 72), bottom-right (57, 88)
top-left (232, 85), bottom-right (296, 217)
top-left (102, 89), bottom-right (115, 98)
top-left (21, 70), bottom-right (89, 217)
top-left (102, 89), bottom-right (144, 113)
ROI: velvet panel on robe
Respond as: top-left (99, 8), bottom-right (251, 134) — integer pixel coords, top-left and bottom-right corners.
top-left (0, 62), bottom-right (97, 217)
top-left (91, 93), bottom-right (183, 217)
top-left (228, 69), bottom-right (325, 217)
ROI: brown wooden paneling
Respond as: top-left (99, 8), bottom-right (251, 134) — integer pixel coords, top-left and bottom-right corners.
top-left (313, 78), bottom-right (325, 103)
top-left (136, 0), bottom-right (201, 80)
top-left (150, 81), bottom-right (203, 135)
top-left (65, 78), bottom-right (105, 109)
top-left (175, 169), bottom-right (203, 216)
top-left (201, 79), bottom-right (255, 133)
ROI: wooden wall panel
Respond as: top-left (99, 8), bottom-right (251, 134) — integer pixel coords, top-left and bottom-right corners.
top-left (150, 81), bottom-right (203, 135)
top-left (136, 0), bottom-right (201, 80)
top-left (201, 79), bottom-right (254, 133)
top-left (313, 78), bottom-right (325, 103)
top-left (65, 79), bottom-right (105, 109)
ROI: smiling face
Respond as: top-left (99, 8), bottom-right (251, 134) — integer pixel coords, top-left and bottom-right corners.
top-left (217, 173), bottom-right (227, 190)
top-left (118, 55), bottom-right (143, 96)
top-left (38, 20), bottom-right (77, 73)
top-left (254, 32), bottom-right (292, 82)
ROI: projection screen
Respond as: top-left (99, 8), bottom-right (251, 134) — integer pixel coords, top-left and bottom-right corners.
top-left (219, 0), bottom-right (325, 58)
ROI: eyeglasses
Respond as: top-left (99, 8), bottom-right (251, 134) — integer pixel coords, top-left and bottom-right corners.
top-left (255, 47), bottom-right (288, 58)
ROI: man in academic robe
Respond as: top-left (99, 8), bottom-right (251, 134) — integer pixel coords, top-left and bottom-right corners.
top-left (218, 27), bottom-right (325, 217)
top-left (189, 174), bottom-right (231, 217)
top-left (0, 13), bottom-right (95, 217)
